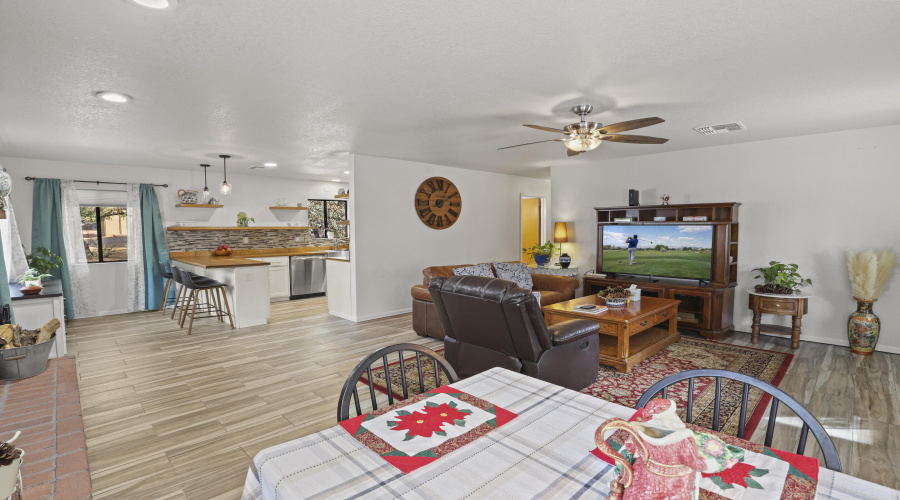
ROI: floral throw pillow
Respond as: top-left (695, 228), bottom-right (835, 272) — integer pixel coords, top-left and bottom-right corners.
top-left (452, 263), bottom-right (495, 278)
top-left (493, 262), bottom-right (534, 291)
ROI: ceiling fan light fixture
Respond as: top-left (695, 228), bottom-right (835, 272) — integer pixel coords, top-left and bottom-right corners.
top-left (564, 134), bottom-right (602, 152)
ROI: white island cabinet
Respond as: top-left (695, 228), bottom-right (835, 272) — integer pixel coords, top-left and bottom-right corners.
top-left (170, 256), bottom-right (271, 328)
top-left (326, 256), bottom-right (352, 320)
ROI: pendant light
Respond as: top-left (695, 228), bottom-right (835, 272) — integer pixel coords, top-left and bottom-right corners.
top-left (219, 155), bottom-right (232, 195)
top-left (200, 164), bottom-right (211, 199)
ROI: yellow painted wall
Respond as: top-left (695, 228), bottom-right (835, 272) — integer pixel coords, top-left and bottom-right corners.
top-left (521, 198), bottom-right (541, 262)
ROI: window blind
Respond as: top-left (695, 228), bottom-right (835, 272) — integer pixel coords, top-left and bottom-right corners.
top-left (76, 189), bottom-right (127, 207)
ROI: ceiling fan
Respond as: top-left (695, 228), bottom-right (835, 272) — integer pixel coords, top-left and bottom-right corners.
top-left (499, 105), bottom-right (669, 157)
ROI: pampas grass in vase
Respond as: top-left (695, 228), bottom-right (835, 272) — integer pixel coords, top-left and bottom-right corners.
top-left (845, 249), bottom-right (898, 354)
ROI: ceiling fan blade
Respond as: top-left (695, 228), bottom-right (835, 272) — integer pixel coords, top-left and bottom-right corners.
top-left (523, 124), bottom-right (567, 134)
top-left (599, 117), bottom-right (665, 134)
top-left (602, 134), bottom-right (669, 144)
top-left (497, 138), bottom-right (563, 150)
top-left (566, 149), bottom-right (581, 157)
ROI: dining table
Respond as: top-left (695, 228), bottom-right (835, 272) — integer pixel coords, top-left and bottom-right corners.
top-left (242, 367), bottom-right (900, 500)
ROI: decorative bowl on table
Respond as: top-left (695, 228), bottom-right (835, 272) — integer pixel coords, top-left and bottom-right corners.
top-left (213, 245), bottom-right (233, 256)
top-left (604, 297), bottom-right (627, 307)
top-left (19, 286), bottom-right (43, 295)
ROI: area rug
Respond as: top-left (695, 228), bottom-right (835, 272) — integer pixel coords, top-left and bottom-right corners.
top-left (359, 338), bottom-right (793, 439)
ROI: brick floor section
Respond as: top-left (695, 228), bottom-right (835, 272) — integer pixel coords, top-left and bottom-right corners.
top-left (0, 356), bottom-right (92, 500)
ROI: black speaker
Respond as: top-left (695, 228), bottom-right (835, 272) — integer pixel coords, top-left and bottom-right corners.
top-left (628, 189), bottom-right (640, 206)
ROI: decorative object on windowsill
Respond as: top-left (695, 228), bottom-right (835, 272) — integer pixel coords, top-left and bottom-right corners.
top-left (846, 249), bottom-right (898, 355)
top-left (599, 286), bottom-right (631, 307)
top-left (752, 261), bottom-right (812, 295)
top-left (23, 248), bottom-right (63, 287)
top-left (0, 167), bottom-right (12, 219)
top-left (523, 240), bottom-right (557, 268)
top-left (553, 222), bottom-right (572, 269)
top-left (220, 154), bottom-right (232, 195)
top-left (595, 398), bottom-right (741, 500)
top-left (236, 212), bottom-right (254, 227)
top-left (660, 194), bottom-right (670, 205)
top-left (177, 189), bottom-right (199, 204)
top-left (200, 164), bottom-right (211, 200)
top-left (213, 244), bottom-right (233, 256)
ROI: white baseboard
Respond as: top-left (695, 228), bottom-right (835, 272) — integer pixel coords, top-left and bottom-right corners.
top-left (329, 310), bottom-right (357, 322)
top-left (354, 308), bottom-right (413, 322)
top-left (93, 309), bottom-right (129, 317)
top-left (737, 329), bottom-right (900, 355)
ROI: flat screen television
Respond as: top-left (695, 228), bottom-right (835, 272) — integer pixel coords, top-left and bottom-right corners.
top-left (601, 224), bottom-right (714, 280)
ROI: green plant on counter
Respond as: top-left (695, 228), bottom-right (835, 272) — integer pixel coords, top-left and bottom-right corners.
top-left (753, 261), bottom-right (811, 294)
top-left (26, 247), bottom-right (63, 277)
top-left (523, 240), bottom-right (557, 260)
top-left (15, 268), bottom-right (52, 285)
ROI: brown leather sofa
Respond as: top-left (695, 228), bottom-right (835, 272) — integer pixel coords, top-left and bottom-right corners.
top-left (429, 275), bottom-right (600, 391)
top-left (412, 262), bottom-right (579, 340)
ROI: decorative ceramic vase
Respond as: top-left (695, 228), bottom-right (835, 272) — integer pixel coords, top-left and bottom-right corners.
top-left (559, 253), bottom-right (572, 269)
top-left (534, 254), bottom-right (551, 268)
top-left (178, 189), bottom-right (199, 204)
top-left (848, 298), bottom-right (879, 355)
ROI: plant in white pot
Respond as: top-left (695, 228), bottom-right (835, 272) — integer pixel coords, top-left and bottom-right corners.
top-left (846, 249), bottom-right (898, 355)
top-left (15, 269), bottom-right (51, 293)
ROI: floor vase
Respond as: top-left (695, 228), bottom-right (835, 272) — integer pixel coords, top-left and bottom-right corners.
top-left (848, 298), bottom-right (879, 355)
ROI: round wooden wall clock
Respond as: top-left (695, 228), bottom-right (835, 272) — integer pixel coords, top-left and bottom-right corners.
top-left (414, 177), bottom-right (461, 229)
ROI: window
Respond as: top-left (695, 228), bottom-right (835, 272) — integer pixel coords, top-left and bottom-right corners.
top-left (307, 199), bottom-right (348, 238)
top-left (77, 190), bottom-right (128, 263)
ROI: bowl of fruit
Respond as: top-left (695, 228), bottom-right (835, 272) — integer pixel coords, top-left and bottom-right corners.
top-left (213, 244), bottom-right (233, 256)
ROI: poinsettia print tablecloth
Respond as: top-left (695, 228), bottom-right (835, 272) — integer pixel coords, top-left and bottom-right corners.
top-left (593, 408), bottom-right (820, 499)
top-left (338, 385), bottom-right (517, 473)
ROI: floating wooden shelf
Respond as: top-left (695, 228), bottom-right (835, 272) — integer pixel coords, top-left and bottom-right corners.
top-left (336, 220), bottom-right (350, 226)
top-left (269, 206), bottom-right (309, 210)
top-left (334, 193), bottom-right (349, 199)
top-left (167, 226), bottom-right (313, 231)
top-left (175, 204), bottom-right (223, 208)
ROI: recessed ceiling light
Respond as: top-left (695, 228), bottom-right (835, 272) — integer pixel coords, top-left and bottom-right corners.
top-left (343, 171), bottom-right (350, 174)
top-left (331, 179), bottom-right (341, 182)
top-left (263, 162), bottom-right (277, 167)
top-left (126, 0), bottom-right (179, 10)
top-left (95, 91), bottom-right (132, 103)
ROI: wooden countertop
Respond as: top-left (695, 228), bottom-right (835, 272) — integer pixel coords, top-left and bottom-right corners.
top-left (171, 256), bottom-right (271, 269)
top-left (169, 246), bottom-right (350, 268)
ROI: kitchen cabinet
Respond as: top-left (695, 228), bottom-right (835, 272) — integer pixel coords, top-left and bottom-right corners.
top-left (251, 257), bottom-right (290, 301)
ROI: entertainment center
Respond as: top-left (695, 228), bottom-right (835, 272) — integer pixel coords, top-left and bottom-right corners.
top-left (585, 202), bottom-right (740, 340)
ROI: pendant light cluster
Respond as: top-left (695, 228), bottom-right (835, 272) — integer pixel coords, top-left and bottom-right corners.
top-left (219, 154), bottom-right (232, 196)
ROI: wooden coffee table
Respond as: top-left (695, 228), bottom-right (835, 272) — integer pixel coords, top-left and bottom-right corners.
top-left (542, 296), bottom-right (681, 373)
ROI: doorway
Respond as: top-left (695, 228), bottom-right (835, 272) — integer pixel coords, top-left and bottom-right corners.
top-left (521, 195), bottom-right (545, 263)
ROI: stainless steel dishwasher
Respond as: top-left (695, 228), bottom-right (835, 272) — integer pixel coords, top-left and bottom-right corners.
top-left (290, 254), bottom-right (327, 299)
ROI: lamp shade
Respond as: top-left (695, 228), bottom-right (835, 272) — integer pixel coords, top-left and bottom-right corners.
top-left (553, 222), bottom-right (568, 243)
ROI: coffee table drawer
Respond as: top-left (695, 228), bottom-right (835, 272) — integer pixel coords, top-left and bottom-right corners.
top-left (595, 321), bottom-right (618, 334)
top-left (656, 309), bottom-right (676, 324)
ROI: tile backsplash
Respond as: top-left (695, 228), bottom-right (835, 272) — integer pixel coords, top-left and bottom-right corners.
top-left (166, 229), bottom-right (349, 252)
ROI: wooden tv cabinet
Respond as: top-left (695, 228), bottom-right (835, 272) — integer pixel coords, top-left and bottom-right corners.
top-left (590, 202), bottom-right (740, 340)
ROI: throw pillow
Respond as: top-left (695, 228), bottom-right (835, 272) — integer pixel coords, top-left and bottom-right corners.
top-left (452, 263), bottom-right (494, 278)
top-left (493, 262), bottom-right (534, 291)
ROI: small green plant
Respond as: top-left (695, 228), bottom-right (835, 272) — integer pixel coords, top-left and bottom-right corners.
top-left (237, 212), bottom-right (255, 227)
top-left (753, 261), bottom-right (812, 294)
top-left (26, 247), bottom-right (63, 277)
top-left (522, 240), bottom-right (557, 262)
top-left (16, 268), bottom-right (52, 285)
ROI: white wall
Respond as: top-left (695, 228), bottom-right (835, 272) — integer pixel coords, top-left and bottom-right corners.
top-left (349, 154), bottom-right (551, 321)
top-left (1, 156), bottom-right (347, 316)
top-left (551, 123), bottom-right (900, 353)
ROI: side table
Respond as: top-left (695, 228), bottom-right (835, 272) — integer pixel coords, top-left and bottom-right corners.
top-left (748, 292), bottom-right (809, 349)
top-left (528, 265), bottom-right (578, 277)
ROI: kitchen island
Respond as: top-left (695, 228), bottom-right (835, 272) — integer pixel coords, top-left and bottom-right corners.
top-left (169, 254), bottom-right (271, 329)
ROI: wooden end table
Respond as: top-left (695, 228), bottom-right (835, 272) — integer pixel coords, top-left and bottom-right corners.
top-left (542, 296), bottom-right (680, 373)
top-left (749, 292), bottom-right (809, 349)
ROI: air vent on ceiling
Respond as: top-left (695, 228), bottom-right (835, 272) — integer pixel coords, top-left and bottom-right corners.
top-left (693, 121), bottom-right (747, 136)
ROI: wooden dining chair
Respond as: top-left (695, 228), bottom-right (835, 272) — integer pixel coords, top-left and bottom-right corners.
top-left (637, 368), bottom-right (842, 472)
top-left (337, 344), bottom-right (458, 423)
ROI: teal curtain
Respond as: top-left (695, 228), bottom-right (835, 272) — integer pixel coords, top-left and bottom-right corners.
top-left (0, 228), bottom-right (14, 323)
top-left (140, 184), bottom-right (172, 309)
top-left (31, 178), bottom-right (74, 318)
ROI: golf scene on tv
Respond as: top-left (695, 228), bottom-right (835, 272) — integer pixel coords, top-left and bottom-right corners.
top-left (601, 225), bottom-right (714, 279)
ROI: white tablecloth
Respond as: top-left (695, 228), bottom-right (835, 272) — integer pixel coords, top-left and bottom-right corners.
top-left (243, 368), bottom-right (899, 500)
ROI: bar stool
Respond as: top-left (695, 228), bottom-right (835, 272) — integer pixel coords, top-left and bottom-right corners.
top-left (169, 265), bottom-right (218, 321)
top-left (158, 261), bottom-right (176, 315)
top-left (178, 268), bottom-right (234, 335)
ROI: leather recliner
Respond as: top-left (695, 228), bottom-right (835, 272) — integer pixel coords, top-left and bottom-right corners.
top-left (429, 275), bottom-right (601, 391)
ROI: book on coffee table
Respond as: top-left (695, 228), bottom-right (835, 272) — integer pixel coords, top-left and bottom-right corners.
top-left (572, 304), bottom-right (607, 314)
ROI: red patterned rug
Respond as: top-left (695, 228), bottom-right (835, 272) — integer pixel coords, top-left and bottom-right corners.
top-left (360, 337), bottom-right (792, 439)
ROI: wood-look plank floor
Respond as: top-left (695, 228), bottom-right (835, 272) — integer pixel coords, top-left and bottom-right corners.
top-left (68, 299), bottom-right (899, 498)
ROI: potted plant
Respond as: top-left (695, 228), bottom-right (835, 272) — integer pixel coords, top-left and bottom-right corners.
top-left (22, 247), bottom-right (63, 286)
top-left (845, 249), bottom-right (898, 355)
top-left (523, 240), bottom-right (557, 268)
top-left (15, 269), bottom-right (52, 294)
top-left (752, 261), bottom-right (812, 295)
top-left (237, 212), bottom-right (255, 227)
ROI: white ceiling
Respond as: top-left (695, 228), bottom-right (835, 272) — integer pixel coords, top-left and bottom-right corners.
top-left (1, 1), bottom-right (899, 180)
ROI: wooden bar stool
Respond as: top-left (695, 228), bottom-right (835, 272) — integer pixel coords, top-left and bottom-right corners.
top-left (177, 269), bottom-right (234, 335)
top-left (158, 261), bottom-right (176, 315)
top-left (169, 265), bottom-right (218, 322)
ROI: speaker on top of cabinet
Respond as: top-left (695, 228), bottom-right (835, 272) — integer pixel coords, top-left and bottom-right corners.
top-left (628, 189), bottom-right (640, 206)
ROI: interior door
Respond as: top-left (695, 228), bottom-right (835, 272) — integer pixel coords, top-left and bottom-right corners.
top-left (521, 197), bottom-right (541, 262)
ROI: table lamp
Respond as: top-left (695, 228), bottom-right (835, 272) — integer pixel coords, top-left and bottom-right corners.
top-left (554, 222), bottom-right (572, 268)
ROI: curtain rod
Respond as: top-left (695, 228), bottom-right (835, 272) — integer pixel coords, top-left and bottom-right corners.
top-left (24, 177), bottom-right (168, 188)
